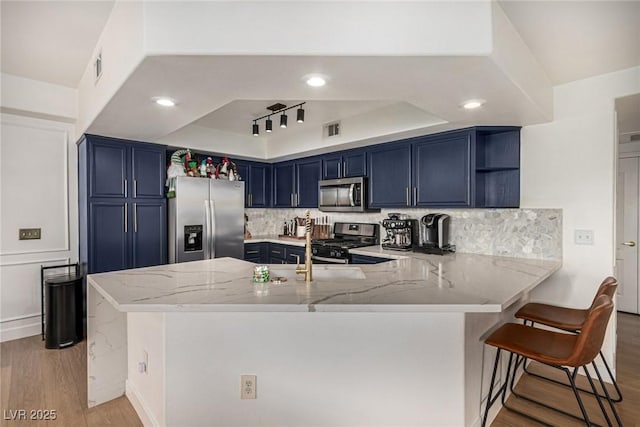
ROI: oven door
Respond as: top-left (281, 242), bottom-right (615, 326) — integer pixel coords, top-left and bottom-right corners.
top-left (311, 255), bottom-right (350, 264)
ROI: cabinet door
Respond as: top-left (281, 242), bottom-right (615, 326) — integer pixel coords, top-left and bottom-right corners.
top-left (249, 163), bottom-right (271, 208)
top-left (131, 144), bottom-right (166, 199)
top-left (273, 162), bottom-right (295, 207)
top-left (296, 158), bottom-right (321, 208)
top-left (413, 132), bottom-right (471, 207)
top-left (131, 200), bottom-right (167, 268)
top-left (367, 143), bottom-right (412, 208)
top-left (343, 149), bottom-right (367, 177)
top-left (285, 245), bottom-right (306, 264)
top-left (235, 161), bottom-right (251, 206)
top-left (321, 154), bottom-right (343, 179)
top-left (89, 201), bottom-right (129, 273)
top-left (89, 138), bottom-right (128, 198)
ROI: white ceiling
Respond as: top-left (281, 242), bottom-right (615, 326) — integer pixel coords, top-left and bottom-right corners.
top-left (0, 0), bottom-right (115, 88)
top-left (498, 0), bottom-right (640, 85)
top-left (1, 0), bottom-right (639, 147)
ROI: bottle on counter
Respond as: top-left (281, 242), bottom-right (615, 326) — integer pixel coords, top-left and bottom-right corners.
top-left (283, 221), bottom-right (288, 236)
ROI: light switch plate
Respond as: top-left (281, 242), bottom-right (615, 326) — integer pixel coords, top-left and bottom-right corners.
top-left (574, 229), bottom-right (594, 245)
top-left (19, 228), bottom-right (41, 240)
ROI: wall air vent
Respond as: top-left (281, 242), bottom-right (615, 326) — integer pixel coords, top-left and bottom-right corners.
top-left (323, 121), bottom-right (341, 138)
top-left (631, 134), bottom-right (640, 142)
top-left (94, 50), bottom-right (102, 84)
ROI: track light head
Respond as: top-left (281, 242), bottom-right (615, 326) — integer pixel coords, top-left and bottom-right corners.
top-left (252, 122), bottom-right (259, 136)
top-left (296, 107), bottom-right (305, 123)
top-left (266, 117), bottom-right (273, 132)
top-left (280, 113), bottom-right (288, 128)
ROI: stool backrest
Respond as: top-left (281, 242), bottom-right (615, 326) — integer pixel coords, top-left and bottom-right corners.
top-left (589, 276), bottom-right (617, 310)
top-left (569, 294), bottom-right (614, 367)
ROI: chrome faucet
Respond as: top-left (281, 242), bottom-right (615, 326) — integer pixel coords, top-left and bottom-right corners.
top-left (295, 210), bottom-right (313, 282)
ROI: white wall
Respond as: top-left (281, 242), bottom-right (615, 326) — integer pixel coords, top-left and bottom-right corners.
top-left (521, 65), bottom-right (640, 368)
top-left (0, 113), bottom-right (78, 342)
top-left (0, 73), bottom-right (77, 121)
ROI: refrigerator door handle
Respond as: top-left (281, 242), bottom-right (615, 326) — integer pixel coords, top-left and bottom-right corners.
top-left (204, 200), bottom-right (211, 259)
top-left (209, 198), bottom-right (216, 258)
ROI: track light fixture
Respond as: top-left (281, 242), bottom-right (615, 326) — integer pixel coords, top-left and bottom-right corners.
top-left (251, 102), bottom-right (306, 136)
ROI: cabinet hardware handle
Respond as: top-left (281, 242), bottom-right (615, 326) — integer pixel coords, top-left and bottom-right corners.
top-left (291, 193), bottom-right (294, 207)
top-left (250, 193), bottom-right (253, 207)
top-left (124, 179), bottom-right (127, 198)
top-left (413, 187), bottom-right (417, 206)
top-left (406, 187), bottom-right (409, 206)
top-left (124, 203), bottom-right (128, 232)
top-left (343, 161), bottom-right (347, 177)
top-left (134, 203), bottom-right (138, 233)
top-left (271, 250), bottom-right (282, 255)
top-left (295, 193), bottom-right (298, 207)
top-left (134, 180), bottom-right (137, 198)
top-left (246, 250), bottom-right (259, 254)
top-left (623, 241), bottom-right (636, 247)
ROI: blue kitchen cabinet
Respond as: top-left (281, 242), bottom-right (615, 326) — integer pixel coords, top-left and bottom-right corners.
top-left (350, 254), bottom-right (389, 264)
top-left (367, 142), bottom-right (413, 208)
top-left (237, 161), bottom-right (272, 207)
top-left (131, 200), bottom-right (167, 268)
top-left (89, 137), bottom-right (128, 198)
top-left (295, 157), bottom-right (321, 208)
top-left (89, 201), bottom-right (129, 273)
top-left (321, 148), bottom-right (367, 179)
top-left (79, 135), bottom-right (167, 274)
top-left (475, 127), bottom-right (520, 208)
top-left (285, 245), bottom-right (306, 264)
top-left (273, 162), bottom-right (296, 207)
top-left (413, 131), bottom-right (472, 207)
top-left (131, 144), bottom-right (166, 199)
top-left (244, 242), bottom-right (269, 263)
top-left (268, 243), bottom-right (287, 264)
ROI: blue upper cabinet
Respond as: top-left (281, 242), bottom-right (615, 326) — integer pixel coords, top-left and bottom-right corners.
top-left (413, 131), bottom-right (472, 207)
top-left (131, 143), bottom-right (166, 199)
top-left (321, 148), bottom-right (367, 179)
top-left (248, 163), bottom-right (271, 207)
top-left (89, 137), bottom-right (128, 198)
top-left (368, 142), bottom-right (413, 208)
top-left (236, 161), bottom-right (272, 207)
top-left (295, 157), bottom-right (321, 208)
top-left (273, 161), bottom-right (296, 207)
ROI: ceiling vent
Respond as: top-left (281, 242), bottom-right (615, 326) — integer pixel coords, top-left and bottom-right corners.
top-left (94, 50), bottom-right (103, 84)
top-left (323, 121), bottom-right (341, 138)
top-left (630, 133), bottom-right (640, 142)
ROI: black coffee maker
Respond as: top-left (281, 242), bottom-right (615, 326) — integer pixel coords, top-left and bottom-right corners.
top-left (415, 213), bottom-right (454, 255)
top-left (381, 214), bottom-right (419, 251)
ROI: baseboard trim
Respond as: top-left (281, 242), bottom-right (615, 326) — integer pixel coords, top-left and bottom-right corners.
top-left (0, 319), bottom-right (40, 343)
top-left (126, 380), bottom-right (160, 427)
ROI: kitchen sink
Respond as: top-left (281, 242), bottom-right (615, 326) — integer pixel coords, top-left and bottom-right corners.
top-left (270, 266), bottom-right (366, 281)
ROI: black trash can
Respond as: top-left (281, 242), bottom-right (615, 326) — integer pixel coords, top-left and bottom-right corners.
top-left (44, 273), bottom-right (83, 349)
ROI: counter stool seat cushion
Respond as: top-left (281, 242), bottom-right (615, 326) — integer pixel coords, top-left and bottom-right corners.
top-left (515, 303), bottom-right (587, 331)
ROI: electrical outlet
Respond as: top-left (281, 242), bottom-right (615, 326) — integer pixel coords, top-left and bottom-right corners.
top-left (19, 228), bottom-right (41, 240)
top-left (240, 375), bottom-right (256, 399)
top-left (575, 229), bottom-right (594, 245)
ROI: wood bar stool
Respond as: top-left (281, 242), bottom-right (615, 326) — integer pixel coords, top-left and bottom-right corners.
top-left (515, 276), bottom-right (622, 403)
top-left (481, 295), bottom-right (621, 427)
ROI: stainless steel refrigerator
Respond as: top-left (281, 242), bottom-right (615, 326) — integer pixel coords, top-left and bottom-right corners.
top-left (168, 177), bottom-right (245, 263)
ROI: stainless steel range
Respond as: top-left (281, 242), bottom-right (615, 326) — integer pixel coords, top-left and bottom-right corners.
top-left (311, 222), bottom-right (379, 264)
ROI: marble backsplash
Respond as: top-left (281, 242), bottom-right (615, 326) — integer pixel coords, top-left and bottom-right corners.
top-left (245, 208), bottom-right (562, 260)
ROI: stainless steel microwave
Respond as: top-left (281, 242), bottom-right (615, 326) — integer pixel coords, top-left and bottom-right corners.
top-left (319, 177), bottom-right (374, 212)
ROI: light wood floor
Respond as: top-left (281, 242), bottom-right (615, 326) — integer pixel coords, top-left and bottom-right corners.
top-left (492, 312), bottom-right (640, 426)
top-left (1, 313), bottom-right (638, 426)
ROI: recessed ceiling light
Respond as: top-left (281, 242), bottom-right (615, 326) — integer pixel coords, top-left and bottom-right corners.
top-left (304, 74), bottom-right (327, 87)
top-left (153, 97), bottom-right (176, 107)
top-left (462, 100), bottom-right (485, 110)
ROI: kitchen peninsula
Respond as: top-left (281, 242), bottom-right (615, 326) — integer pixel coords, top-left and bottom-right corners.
top-left (87, 252), bottom-right (560, 427)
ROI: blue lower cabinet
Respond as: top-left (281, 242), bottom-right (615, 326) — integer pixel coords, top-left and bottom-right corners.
top-left (268, 243), bottom-right (287, 264)
top-left (131, 200), bottom-right (167, 268)
top-left (286, 245), bottom-right (306, 264)
top-left (244, 242), bottom-right (269, 263)
top-left (350, 254), bottom-right (389, 264)
top-left (89, 201), bottom-right (129, 273)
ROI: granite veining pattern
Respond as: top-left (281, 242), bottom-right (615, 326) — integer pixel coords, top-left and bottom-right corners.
top-left (246, 208), bottom-right (562, 260)
top-left (88, 253), bottom-right (561, 314)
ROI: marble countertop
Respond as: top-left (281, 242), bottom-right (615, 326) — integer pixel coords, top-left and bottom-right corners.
top-left (88, 245), bottom-right (561, 313)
